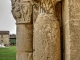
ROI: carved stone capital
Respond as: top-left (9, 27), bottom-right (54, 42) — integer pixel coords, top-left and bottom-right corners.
top-left (34, 0), bottom-right (61, 14)
top-left (11, 0), bottom-right (33, 24)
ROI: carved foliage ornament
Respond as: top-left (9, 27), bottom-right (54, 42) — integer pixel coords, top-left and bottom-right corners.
top-left (11, 0), bottom-right (61, 23)
top-left (34, 0), bottom-right (61, 14)
top-left (11, 0), bottom-right (32, 23)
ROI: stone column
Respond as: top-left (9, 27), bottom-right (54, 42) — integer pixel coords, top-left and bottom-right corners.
top-left (33, 0), bottom-right (61, 60)
top-left (16, 23), bottom-right (33, 60)
top-left (11, 0), bottom-right (33, 60)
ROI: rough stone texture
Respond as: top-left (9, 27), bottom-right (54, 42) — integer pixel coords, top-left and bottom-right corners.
top-left (33, 0), bottom-right (61, 60)
top-left (33, 2), bottom-right (62, 60)
top-left (69, 0), bottom-right (80, 60)
top-left (69, 20), bottom-right (80, 60)
top-left (34, 14), bottom-right (61, 60)
top-left (62, 0), bottom-right (80, 60)
top-left (17, 52), bottom-right (32, 60)
top-left (16, 24), bottom-right (33, 52)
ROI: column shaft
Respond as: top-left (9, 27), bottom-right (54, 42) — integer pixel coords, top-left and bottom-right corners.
top-left (34, 14), bottom-right (61, 60)
top-left (16, 24), bottom-right (33, 60)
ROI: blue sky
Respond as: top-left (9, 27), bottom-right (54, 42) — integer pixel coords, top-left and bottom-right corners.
top-left (0, 0), bottom-right (16, 34)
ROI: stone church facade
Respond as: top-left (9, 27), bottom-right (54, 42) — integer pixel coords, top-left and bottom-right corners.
top-left (11, 0), bottom-right (80, 60)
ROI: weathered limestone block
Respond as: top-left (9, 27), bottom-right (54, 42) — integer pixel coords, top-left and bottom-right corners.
top-left (62, 0), bottom-right (80, 60)
top-left (33, 0), bottom-right (61, 60)
top-left (69, 1), bottom-right (80, 59)
top-left (34, 14), bottom-right (61, 60)
top-left (69, 20), bottom-right (80, 60)
top-left (16, 24), bottom-right (33, 52)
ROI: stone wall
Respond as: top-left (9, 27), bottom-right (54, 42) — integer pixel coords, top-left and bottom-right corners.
top-left (62, 0), bottom-right (80, 60)
top-left (0, 35), bottom-right (9, 45)
top-left (69, 0), bottom-right (80, 60)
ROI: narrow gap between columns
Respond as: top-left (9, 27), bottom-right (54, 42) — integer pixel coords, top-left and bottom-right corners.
top-left (55, 1), bottom-right (64, 60)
